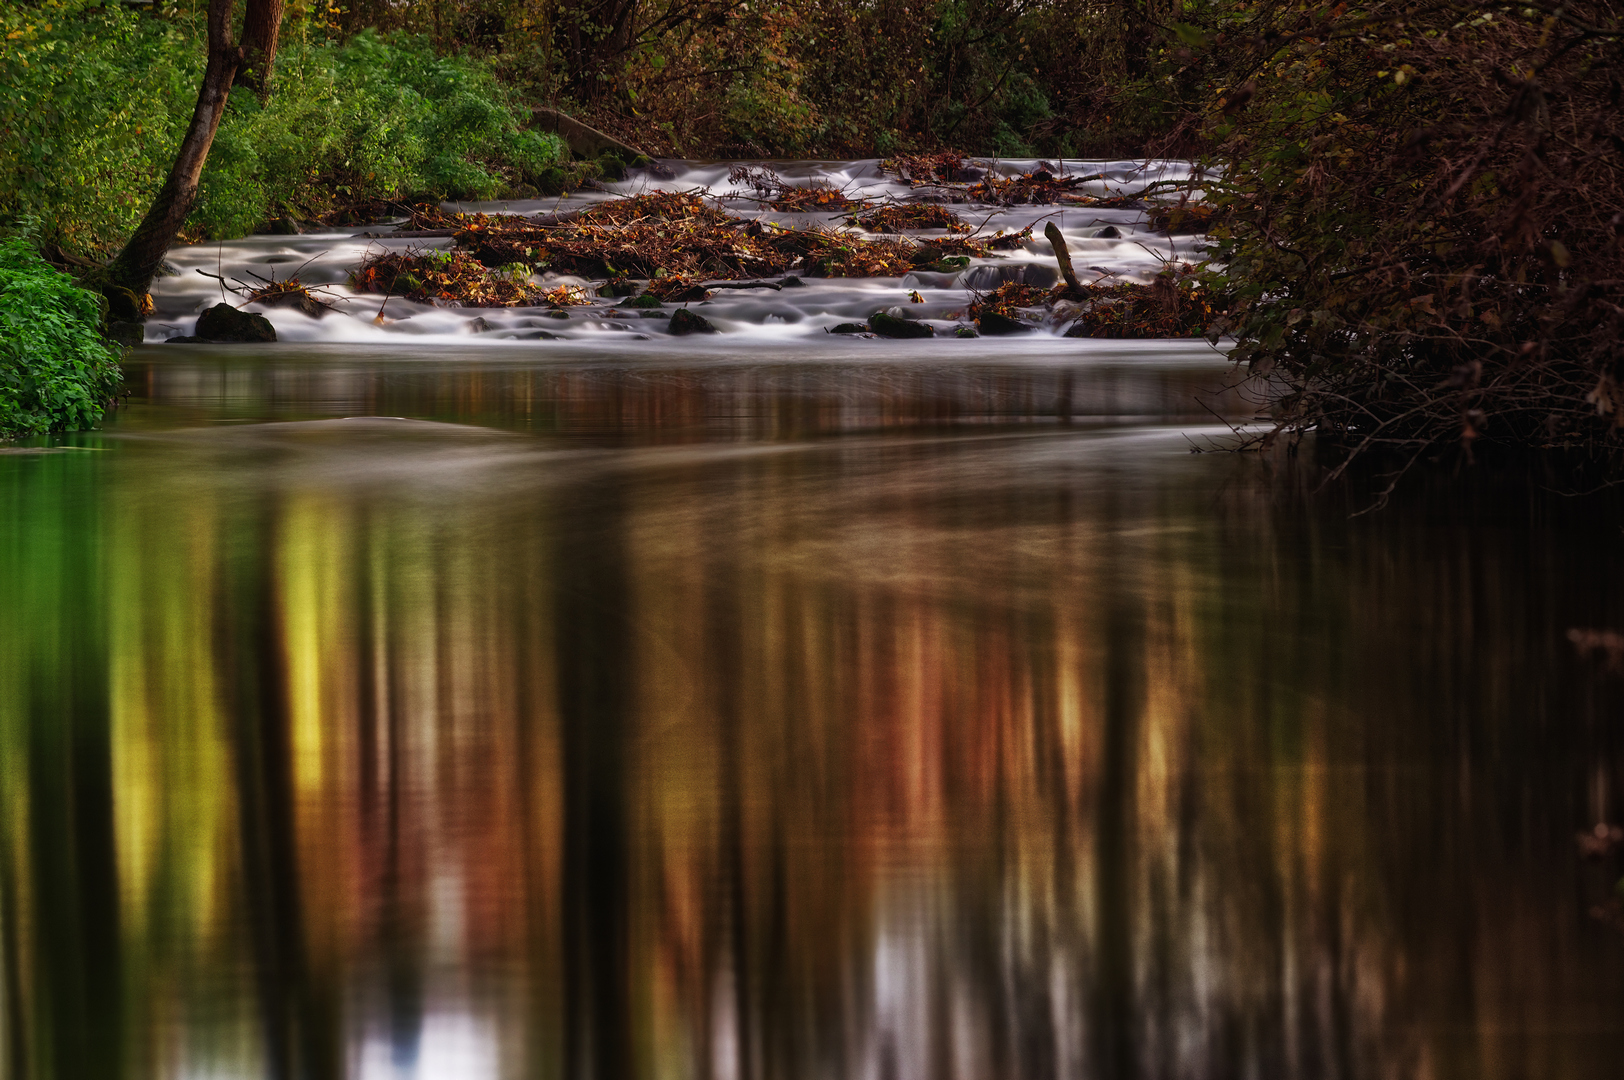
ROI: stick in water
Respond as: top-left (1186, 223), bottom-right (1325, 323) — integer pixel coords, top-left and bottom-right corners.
top-left (1044, 221), bottom-right (1082, 294)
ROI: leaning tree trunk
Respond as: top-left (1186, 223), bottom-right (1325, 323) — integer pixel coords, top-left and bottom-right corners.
top-left (103, 0), bottom-right (282, 318)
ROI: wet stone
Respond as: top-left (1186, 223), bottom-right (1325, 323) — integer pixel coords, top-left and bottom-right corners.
top-left (669, 308), bottom-right (718, 334)
top-left (194, 303), bottom-right (276, 343)
top-left (977, 311), bottom-right (1034, 335)
top-left (868, 312), bottom-right (933, 338)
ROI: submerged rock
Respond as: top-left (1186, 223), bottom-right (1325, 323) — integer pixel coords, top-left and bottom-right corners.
top-left (193, 303), bottom-right (276, 343)
top-left (468, 317), bottom-right (493, 334)
top-left (868, 312), bottom-right (933, 338)
top-left (669, 308), bottom-right (718, 334)
top-left (829, 323), bottom-right (869, 334)
top-left (954, 325), bottom-right (979, 338)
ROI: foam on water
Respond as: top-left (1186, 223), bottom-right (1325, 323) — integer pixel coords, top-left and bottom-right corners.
top-left (146, 158), bottom-right (1210, 346)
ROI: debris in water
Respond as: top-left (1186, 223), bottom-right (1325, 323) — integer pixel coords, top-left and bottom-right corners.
top-left (848, 205), bottom-right (969, 233)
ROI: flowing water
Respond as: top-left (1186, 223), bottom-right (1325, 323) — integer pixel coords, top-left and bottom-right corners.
top-left (3, 161), bottom-right (1624, 1080)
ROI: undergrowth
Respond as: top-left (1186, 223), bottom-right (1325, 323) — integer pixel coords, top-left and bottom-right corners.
top-left (0, 241), bottom-right (122, 438)
top-left (0, 4), bottom-right (568, 258)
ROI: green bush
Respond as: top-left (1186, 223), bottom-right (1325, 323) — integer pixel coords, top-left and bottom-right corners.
top-left (0, 241), bottom-right (122, 439)
top-left (0, 9), bottom-right (569, 257)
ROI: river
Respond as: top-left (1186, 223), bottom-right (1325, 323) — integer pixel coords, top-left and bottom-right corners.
top-left (2, 160), bottom-right (1623, 1080)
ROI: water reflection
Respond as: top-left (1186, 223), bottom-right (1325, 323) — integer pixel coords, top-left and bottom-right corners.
top-left (3, 367), bottom-right (1624, 1079)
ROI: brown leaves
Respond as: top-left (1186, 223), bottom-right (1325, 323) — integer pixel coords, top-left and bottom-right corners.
top-left (848, 204), bottom-right (969, 233)
top-left (350, 249), bottom-right (543, 308)
top-left (879, 151), bottom-right (978, 185)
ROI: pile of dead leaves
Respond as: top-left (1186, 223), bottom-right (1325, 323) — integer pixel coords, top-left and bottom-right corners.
top-left (1059, 267), bottom-right (1216, 339)
top-left (462, 218), bottom-right (779, 280)
top-left (968, 282), bottom-right (1050, 321)
top-left (350, 249), bottom-right (543, 307)
top-left (848, 205), bottom-right (969, 233)
top-left (880, 152), bottom-right (979, 185)
top-left (768, 184), bottom-right (869, 213)
top-left (967, 167), bottom-right (1102, 206)
top-left (245, 277), bottom-right (336, 318)
top-left (724, 165), bottom-right (869, 213)
top-left (351, 191), bottom-right (1070, 307)
top-left (568, 191), bottom-right (721, 226)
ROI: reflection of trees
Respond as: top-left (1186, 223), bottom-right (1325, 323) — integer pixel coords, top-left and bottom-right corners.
top-left (2, 439), bottom-right (1623, 1079)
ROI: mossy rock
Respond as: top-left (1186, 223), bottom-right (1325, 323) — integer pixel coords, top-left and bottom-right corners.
top-left (536, 167), bottom-right (569, 196)
top-left (597, 278), bottom-right (638, 298)
top-left (868, 311), bottom-right (933, 338)
top-left (977, 311), bottom-right (1033, 335)
top-left (669, 308), bottom-right (718, 334)
top-left (195, 303), bottom-right (276, 342)
top-left (626, 293), bottom-right (664, 308)
top-left (829, 322), bottom-right (869, 334)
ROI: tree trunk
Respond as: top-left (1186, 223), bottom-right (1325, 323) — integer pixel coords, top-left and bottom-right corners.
top-left (238, 0), bottom-right (286, 96)
top-left (558, 0), bottom-right (641, 99)
top-left (103, 0), bottom-right (282, 317)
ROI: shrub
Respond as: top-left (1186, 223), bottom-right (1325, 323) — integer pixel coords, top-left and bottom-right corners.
top-left (0, 241), bottom-right (122, 439)
top-left (1198, 2), bottom-right (1624, 480)
top-left (0, 10), bottom-right (569, 257)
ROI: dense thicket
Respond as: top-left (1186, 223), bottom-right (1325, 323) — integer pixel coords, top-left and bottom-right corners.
top-left (1191, 2), bottom-right (1624, 480)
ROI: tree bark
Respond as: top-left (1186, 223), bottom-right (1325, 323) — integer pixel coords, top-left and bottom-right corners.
top-left (238, 0), bottom-right (286, 96)
top-left (103, 0), bottom-right (282, 316)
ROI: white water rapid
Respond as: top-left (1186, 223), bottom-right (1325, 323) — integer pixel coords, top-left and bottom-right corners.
top-left (145, 158), bottom-right (1211, 347)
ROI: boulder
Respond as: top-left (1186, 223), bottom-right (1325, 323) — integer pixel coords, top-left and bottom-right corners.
top-left (468, 317), bottom-right (493, 334)
top-left (104, 320), bottom-right (144, 347)
top-left (194, 303), bottom-right (276, 342)
top-left (669, 308), bottom-right (718, 334)
top-left (829, 323), bottom-right (870, 334)
top-left (977, 311), bottom-right (1033, 335)
top-left (868, 312), bottom-right (934, 339)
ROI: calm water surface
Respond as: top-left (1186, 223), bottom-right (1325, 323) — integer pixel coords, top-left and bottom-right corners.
top-left (3, 341), bottom-right (1624, 1080)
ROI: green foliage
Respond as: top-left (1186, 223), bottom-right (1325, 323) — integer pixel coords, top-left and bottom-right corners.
top-left (0, 12), bottom-right (568, 256)
top-left (0, 240), bottom-right (122, 439)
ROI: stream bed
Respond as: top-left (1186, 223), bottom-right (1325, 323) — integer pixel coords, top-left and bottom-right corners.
top-left (3, 160), bottom-right (1624, 1080)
